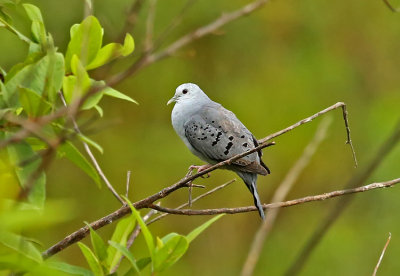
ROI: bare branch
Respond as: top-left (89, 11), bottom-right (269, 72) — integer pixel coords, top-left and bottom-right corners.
top-left (59, 92), bottom-right (124, 204)
top-left (373, 232), bottom-right (392, 276)
top-left (42, 176), bottom-right (400, 259)
top-left (382, 0), bottom-right (400, 12)
top-left (144, 0), bottom-right (157, 53)
top-left (117, 0), bottom-right (146, 42)
top-left (258, 102), bottom-right (357, 167)
top-left (241, 117), bottom-right (331, 276)
top-left (148, 178), bottom-right (400, 215)
top-left (42, 102), bottom-right (359, 258)
top-left (107, 0), bottom-right (270, 85)
top-left (152, 0), bottom-right (198, 51)
top-left (285, 119), bottom-right (400, 276)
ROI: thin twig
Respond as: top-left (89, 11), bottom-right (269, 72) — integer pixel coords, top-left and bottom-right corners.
top-left (42, 103), bottom-right (358, 258)
top-left (117, 0), bottom-right (146, 42)
top-left (372, 232), bottom-right (392, 276)
top-left (126, 170), bottom-right (131, 198)
top-left (144, 0), bottom-right (157, 53)
top-left (83, 0), bottom-right (93, 18)
top-left (241, 116), bottom-right (332, 276)
top-left (59, 92), bottom-right (124, 204)
top-left (259, 102), bottom-right (357, 167)
top-left (147, 179), bottom-right (237, 225)
top-left (285, 119), bottom-right (400, 276)
top-left (148, 178), bottom-right (400, 215)
top-left (43, 177), bottom-right (400, 259)
top-left (382, 0), bottom-right (400, 12)
top-left (107, 0), bottom-right (270, 85)
top-left (152, 0), bottom-right (197, 51)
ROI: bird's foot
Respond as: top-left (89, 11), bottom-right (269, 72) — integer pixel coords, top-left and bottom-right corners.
top-left (188, 164), bottom-right (212, 178)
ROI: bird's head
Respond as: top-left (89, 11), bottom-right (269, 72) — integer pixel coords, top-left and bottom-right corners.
top-left (167, 83), bottom-right (209, 105)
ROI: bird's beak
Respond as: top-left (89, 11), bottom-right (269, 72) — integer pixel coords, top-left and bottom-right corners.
top-left (167, 96), bottom-right (176, 105)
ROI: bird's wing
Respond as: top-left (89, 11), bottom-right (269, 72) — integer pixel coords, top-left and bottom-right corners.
top-left (184, 104), bottom-right (269, 175)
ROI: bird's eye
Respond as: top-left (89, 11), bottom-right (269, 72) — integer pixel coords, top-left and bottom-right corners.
top-left (182, 89), bottom-right (188, 94)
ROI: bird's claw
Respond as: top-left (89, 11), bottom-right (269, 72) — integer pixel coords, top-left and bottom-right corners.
top-left (188, 164), bottom-right (212, 178)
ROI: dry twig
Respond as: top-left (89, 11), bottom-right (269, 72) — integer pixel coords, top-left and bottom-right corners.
top-left (107, 0), bottom-right (271, 85)
top-left (241, 116), bottom-right (331, 276)
top-left (372, 232), bottom-right (392, 276)
top-left (59, 92), bottom-right (124, 204)
top-left (285, 119), bottom-right (400, 276)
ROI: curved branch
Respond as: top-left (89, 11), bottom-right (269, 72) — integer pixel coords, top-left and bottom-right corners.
top-left (148, 178), bottom-right (400, 215)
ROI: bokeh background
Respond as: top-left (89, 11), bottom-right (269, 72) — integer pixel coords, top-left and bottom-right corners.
top-left (1, 0), bottom-right (400, 275)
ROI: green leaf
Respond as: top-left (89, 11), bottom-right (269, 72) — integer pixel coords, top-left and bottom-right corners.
top-left (86, 34), bottom-right (134, 70)
top-left (106, 215), bottom-right (136, 270)
top-left (81, 90), bottom-right (104, 110)
top-left (86, 223), bottom-right (108, 263)
top-left (93, 105), bottom-right (103, 117)
top-left (23, 4), bottom-right (46, 46)
top-left (6, 138), bottom-right (46, 208)
top-left (122, 196), bottom-right (154, 258)
top-left (103, 87), bottom-right (137, 104)
top-left (108, 241), bottom-right (140, 274)
top-left (0, 16), bottom-right (31, 44)
top-left (63, 56), bottom-right (91, 104)
top-left (0, 200), bottom-right (75, 231)
top-left (136, 257), bottom-right (151, 271)
top-left (186, 214), bottom-right (224, 243)
top-left (121, 33), bottom-right (135, 56)
top-left (78, 242), bottom-right (104, 276)
top-left (65, 16), bottom-right (103, 72)
top-left (0, 231), bottom-right (42, 263)
top-left (153, 235), bottom-right (188, 272)
top-left (46, 261), bottom-right (94, 276)
top-left (4, 53), bottom-right (64, 107)
top-left (18, 86), bottom-right (52, 116)
top-left (58, 141), bottom-right (101, 188)
top-left (77, 133), bottom-right (103, 154)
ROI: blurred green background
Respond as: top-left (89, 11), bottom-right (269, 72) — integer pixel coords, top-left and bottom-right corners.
top-left (1, 0), bottom-right (400, 275)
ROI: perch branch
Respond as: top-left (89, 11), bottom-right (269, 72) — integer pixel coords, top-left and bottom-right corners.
top-left (372, 232), bottom-right (392, 276)
top-left (241, 116), bottom-right (331, 276)
top-left (42, 102), bottom-right (358, 258)
top-left (285, 119), bottom-right (400, 276)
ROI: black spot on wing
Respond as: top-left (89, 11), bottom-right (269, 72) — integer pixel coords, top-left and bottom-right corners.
top-left (212, 131), bottom-right (222, 146)
top-left (224, 142), bottom-right (233, 155)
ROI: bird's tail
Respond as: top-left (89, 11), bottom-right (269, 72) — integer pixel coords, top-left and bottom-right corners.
top-left (236, 172), bottom-right (265, 220)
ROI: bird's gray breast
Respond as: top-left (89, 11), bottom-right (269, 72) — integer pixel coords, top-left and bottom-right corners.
top-left (171, 101), bottom-right (209, 160)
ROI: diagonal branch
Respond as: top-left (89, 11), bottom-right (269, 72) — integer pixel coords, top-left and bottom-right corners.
top-left (372, 232), bottom-right (392, 276)
top-left (107, 0), bottom-right (270, 85)
top-left (42, 102), bottom-right (357, 258)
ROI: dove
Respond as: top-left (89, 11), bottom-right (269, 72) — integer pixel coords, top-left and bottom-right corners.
top-left (167, 83), bottom-right (270, 219)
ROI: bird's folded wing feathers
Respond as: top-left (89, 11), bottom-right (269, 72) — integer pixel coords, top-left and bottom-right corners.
top-left (184, 104), bottom-right (269, 175)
